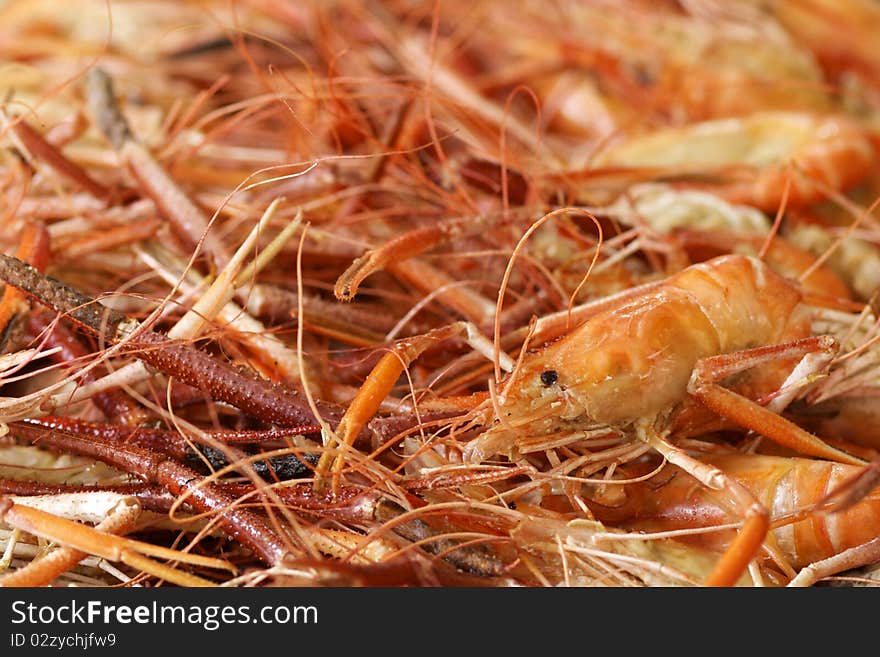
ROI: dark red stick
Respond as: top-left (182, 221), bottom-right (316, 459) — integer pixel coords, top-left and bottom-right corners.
top-left (0, 478), bottom-right (374, 524)
top-left (0, 253), bottom-right (343, 429)
top-left (9, 422), bottom-right (294, 566)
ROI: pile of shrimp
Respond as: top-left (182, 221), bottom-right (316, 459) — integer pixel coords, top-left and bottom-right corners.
top-left (1, 0), bottom-right (880, 587)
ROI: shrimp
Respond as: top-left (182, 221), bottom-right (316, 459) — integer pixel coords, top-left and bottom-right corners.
top-left (786, 222), bottom-right (880, 302)
top-left (464, 253), bottom-right (865, 586)
top-left (769, 0), bottom-right (880, 85)
top-left (615, 453), bottom-right (880, 585)
top-left (605, 182), bottom-right (773, 235)
top-left (671, 228), bottom-right (855, 303)
top-left (592, 183), bottom-right (856, 302)
top-left (499, 0), bottom-right (830, 127)
top-left (588, 112), bottom-right (874, 212)
top-left (468, 254), bottom-right (849, 457)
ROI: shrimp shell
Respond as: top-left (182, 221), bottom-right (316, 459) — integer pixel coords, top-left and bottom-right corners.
top-left (594, 112), bottom-right (875, 211)
top-left (626, 453), bottom-right (880, 570)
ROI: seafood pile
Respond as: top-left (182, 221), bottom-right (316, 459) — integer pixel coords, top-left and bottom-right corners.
top-left (0, 0), bottom-right (880, 587)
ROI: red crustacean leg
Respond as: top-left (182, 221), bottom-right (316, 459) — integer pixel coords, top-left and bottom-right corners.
top-left (0, 253), bottom-right (343, 429)
top-left (681, 336), bottom-right (866, 586)
top-left (17, 415), bottom-right (320, 485)
top-left (129, 331), bottom-right (342, 428)
top-left (335, 225), bottom-right (461, 302)
top-left (0, 478), bottom-right (377, 525)
top-left (688, 336), bottom-right (865, 466)
top-left (333, 211), bottom-right (528, 317)
top-left (20, 415), bottom-right (320, 458)
top-left (9, 422), bottom-right (295, 567)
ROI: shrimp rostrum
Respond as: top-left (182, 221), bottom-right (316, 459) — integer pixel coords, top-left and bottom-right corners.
top-left (464, 253), bottom-right (867, 586)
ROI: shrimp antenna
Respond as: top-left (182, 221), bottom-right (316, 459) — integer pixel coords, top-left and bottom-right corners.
top-left (493, 208), bottom-right (603, 385)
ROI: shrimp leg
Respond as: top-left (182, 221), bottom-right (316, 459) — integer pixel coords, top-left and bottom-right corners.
top-left (640, 428), bottom-right (768, 587)
top-left (687, 335), bottom-right (865, 466)
top-left (679, 336), bottom-right (866, 585)
top-left (787, 537), bottom-right (880, 587)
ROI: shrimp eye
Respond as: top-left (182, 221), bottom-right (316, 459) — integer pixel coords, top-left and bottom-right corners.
top-left (540, 369), bottom-right (558, 386)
